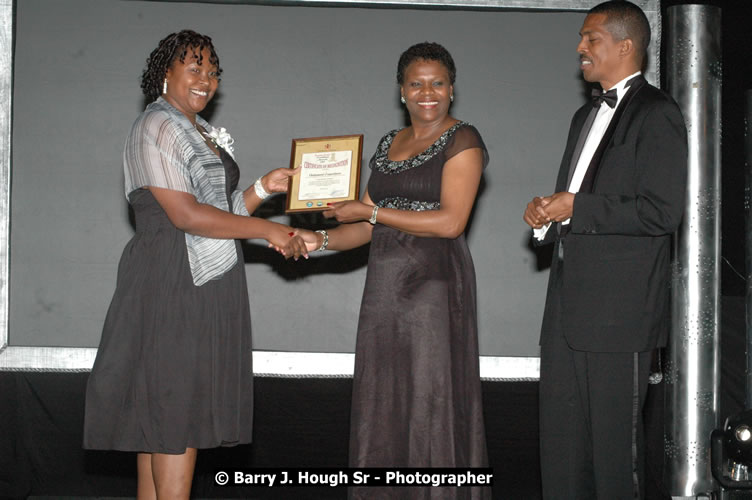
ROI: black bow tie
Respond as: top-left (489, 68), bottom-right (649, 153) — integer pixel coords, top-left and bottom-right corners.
top-left (591, 88), bottom-right (618, 109)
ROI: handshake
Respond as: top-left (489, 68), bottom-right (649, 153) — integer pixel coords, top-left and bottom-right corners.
top-left (254, 167), bottom-right (374, 260)
top-left (269, 227), bottom-right (320, 261)
top-left (267, 198), bottom-right (370, 260)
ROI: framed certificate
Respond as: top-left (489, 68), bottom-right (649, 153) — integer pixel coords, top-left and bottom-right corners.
top-left (286, 134), bottom-right (364, 213)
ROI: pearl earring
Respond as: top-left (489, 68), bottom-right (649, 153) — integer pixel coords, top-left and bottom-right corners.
top-left (450, 95), bottom-right (454, 103)
top-left (400, 96), bottom-right (406, 104)
top-left (163, 79), bottom-right (168, 94)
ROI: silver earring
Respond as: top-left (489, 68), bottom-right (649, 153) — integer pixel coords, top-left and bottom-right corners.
top-left (400, 96), bottom-right (406, 104)
top-left (163, 79), bottom-right (168, 94)
top-left (450, 94), bottom-right (454, 103)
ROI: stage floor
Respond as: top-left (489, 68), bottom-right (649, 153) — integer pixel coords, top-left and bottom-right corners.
top-left (3, 297), bottom-right (746, 499)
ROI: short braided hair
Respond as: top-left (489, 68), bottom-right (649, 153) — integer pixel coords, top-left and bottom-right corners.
top-left (140, 30), bottom-right (222, 102)
top-left (397, 42), bottom-right (456, 85)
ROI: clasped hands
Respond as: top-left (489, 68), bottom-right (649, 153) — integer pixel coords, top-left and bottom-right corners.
top-left (523, 192), bottom-right (575, 229)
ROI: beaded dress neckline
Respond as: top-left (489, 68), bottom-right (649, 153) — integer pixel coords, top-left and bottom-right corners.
top-left (371, 121), bottom-right (468, 175)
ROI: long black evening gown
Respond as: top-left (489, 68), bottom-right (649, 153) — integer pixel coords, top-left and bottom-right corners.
top-left (349, 122), bottom-right (491, 499)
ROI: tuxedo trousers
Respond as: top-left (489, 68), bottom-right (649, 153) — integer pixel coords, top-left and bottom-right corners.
top-left (539, 254), bottom-right (652, 500)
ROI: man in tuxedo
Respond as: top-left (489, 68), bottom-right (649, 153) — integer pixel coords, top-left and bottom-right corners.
top-left (523, 1), bottom-right (687, 498)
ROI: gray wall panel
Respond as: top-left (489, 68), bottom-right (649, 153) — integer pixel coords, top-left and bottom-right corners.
top-left (10, 0), bottom-right (587, 355)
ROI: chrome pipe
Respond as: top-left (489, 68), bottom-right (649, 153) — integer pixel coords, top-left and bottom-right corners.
top-left (665, 4), bottom-right (722, 498)
top-left (746, 90), bottom-right (752, 407)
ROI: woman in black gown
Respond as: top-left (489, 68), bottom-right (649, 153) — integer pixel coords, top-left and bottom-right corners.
top-left (297, 42), bottom-right (490, 500)
top-left (83, 30), bottom-right (304, 499)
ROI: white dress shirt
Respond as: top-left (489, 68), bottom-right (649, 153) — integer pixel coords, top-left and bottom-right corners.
top-left (534, 71), bottom-right (642, 241)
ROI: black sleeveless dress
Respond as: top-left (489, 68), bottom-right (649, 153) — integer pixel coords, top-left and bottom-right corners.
top-left (84, 148), bottom-right (253, 453)
top-left (349, 123), bottom-right (491, 499)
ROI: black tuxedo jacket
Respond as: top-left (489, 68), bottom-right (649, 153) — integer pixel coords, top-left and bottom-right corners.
top-left (539, 77), bottom-right (688, 352)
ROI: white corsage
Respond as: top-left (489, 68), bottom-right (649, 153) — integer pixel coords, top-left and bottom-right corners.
top-left (204, 126), bottom-right (235, 159)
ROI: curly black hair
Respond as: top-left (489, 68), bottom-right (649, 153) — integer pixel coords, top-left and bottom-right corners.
top-left (396, 42), bottom-right (456, 85)
top-left (140, 30), bottom-right (222, 102)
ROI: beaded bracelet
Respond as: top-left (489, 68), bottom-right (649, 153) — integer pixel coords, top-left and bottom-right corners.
top-left (314, 229), bottom-right (329, 251)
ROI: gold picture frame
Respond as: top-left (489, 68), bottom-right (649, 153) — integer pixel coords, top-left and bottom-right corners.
top-left (286, 134), bottom-right (363, 213)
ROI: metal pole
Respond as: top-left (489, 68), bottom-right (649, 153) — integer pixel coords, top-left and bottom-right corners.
top-left (746, 90), bottom-right (752, 408)
top-left (665, 4), bottom-right (722, 499)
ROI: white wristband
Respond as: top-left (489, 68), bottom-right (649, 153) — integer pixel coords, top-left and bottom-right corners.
top-left (254, 177), bottom-right (270, 200)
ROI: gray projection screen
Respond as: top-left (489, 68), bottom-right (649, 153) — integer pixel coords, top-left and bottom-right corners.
top-left (0, 0), bottom-right (660, 377)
